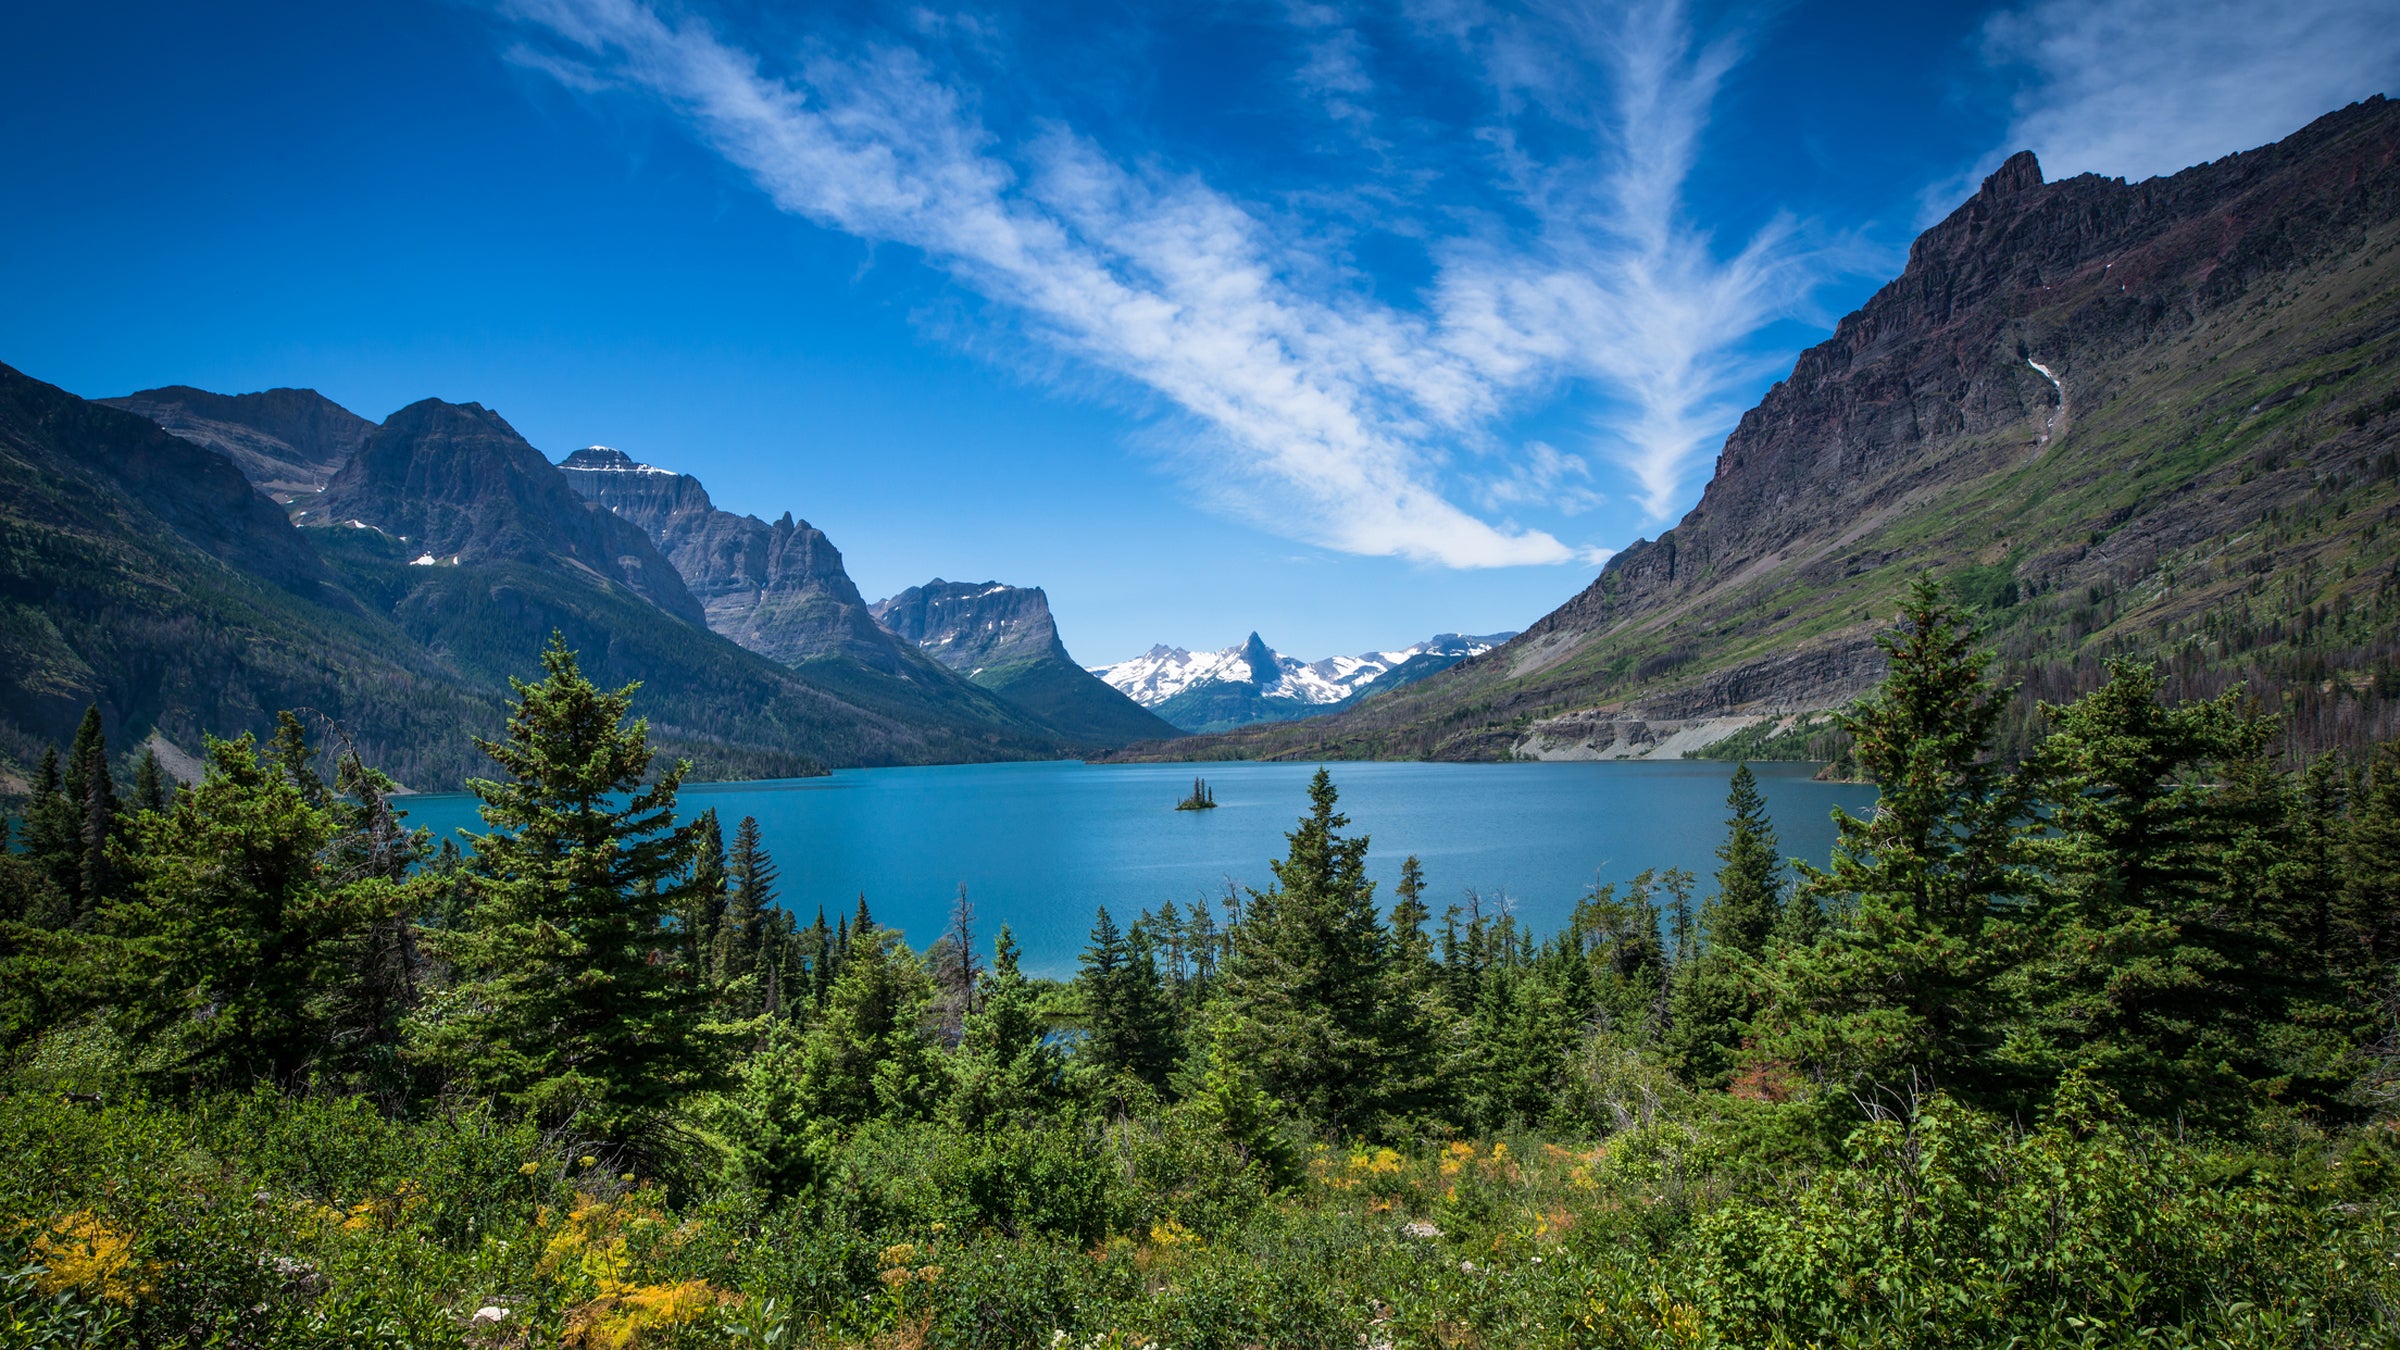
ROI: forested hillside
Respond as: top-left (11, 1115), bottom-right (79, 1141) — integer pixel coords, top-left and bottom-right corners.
top-left (0, 365), bottom-right (1077, 791)
top-left (6, 581), bottom-right (2400, 1346)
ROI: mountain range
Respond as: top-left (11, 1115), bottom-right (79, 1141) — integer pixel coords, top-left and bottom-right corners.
top-left (1126, 96), bottom-right (2400, 765)
top-left (11, 97), bottom-right (2397, 789)
top-left (1092, 633), bottom-right (1513, 735)
top-left (0, 375), bottom-right (1165, 792)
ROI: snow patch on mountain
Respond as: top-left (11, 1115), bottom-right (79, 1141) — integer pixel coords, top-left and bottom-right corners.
top-left (1092, 632), bottom-right (1515, 708)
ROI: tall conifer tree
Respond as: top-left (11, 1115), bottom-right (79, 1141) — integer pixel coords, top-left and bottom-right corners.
top-left (1752, 577), bottom-right (2031, 1100)
top-left (416, 635), bottom-right (725, 1141)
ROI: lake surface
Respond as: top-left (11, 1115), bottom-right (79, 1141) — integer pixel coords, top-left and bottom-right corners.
top-left (395, 760), bottom-right (1877, 978)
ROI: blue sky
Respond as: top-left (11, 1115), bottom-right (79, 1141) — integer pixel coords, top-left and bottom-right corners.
top-left (3, 1), bottom-right (2393, 666)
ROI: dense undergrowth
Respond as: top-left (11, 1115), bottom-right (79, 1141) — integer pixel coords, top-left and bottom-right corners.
top-left (9, 1064), bottom-right (2400, 1348)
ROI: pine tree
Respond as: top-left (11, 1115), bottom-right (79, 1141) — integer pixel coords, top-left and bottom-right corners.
top-left (62, 706), bottom-right (118, 913)
top-left (267, 710), bottom-right (327, 809)
top-left (1713, 765), bottom-right (1783, 958)
top-left (107, 733), bottom-right (340, 1089)
top-left (1077, 907), bottom-right (1179, 1089)
top-left (728, 814), bottom-right (777, 989)
top-left (1389, 855), bottom-right (1437, 996)
top-left (131, 747), bottom-right (172, 814)
top-left (2343, 737), bottom-right (2400, 975)
top-left (21, 748), bottom-right (79, 910)
top-left (415, 635), bottom-right (726, 1141)
top-left (947, 924), bottom-right (1062, 1129)
top-left (317, 745), bottom-right (433, 1101)
top-left (1751, 577), bottom-right (2031, 1101)
top-left (727, 926), bottom-right (941, 1194)
top-left (939, 882), bottom-right (982, 1031)
top-left (2002, 660), bottom-right (2296, 1117)
top-left (1666, 770), bottom-right (1787, 1085)
top-left (688, 810), bottom-right (728, 981)
top-left (1216, 768), bottom-right (1435, 1132)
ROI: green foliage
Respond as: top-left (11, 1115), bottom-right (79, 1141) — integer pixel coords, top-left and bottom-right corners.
top-left (1215, 768), bottom-right (1438, 1134)
top-left (1754, 577), bottom-right (2035, 1100)
top-left (412, 635), bottom-right (726, 1144)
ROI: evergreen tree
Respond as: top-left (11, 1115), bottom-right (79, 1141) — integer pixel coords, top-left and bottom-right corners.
top-left (2343, 737), bottom-right (2400, 975)
top-left (688, 809), bottom-right (729, 980)
top-left (1752, 577), bottom-right (2032, 1101)
top-left (107, 733), bottom-right (344, 1089)
top-left (62, 706), bottom-right (118, 913)
top-left (317, 746), bottom-right (433, 1101)
top-left (1216, 769), bottom-right (1435, 1132)
top-left (2001, 661), bottom-right (2298, 1116)
top-left (1077, 906), bottom-right (1179, 1090)
top-left (947, 924), bottom-right (1062, 1129)
top-left (415, 635), bottom-right (725, 1141)
top-left (1713, 765), bottom-right (1784, 957)
top-left (1388, 855), bottom-right (1437, 996)
top-left (267, 710), bottom-right (327, 809)
top-left (1667, 771), bottom-right (1787, 1085)
top-left (726, 926), bottom-right (941, 1194)
top-left (727, 814), bottom-right (777, 989)
top-left (131, 747), bottom-right (172, 814)
top-left (21, 748), bottom-right (79, 911)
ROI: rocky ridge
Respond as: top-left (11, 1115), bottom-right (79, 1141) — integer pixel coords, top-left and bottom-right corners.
top-left (557, 446), bottom-right (920, 675)
top-left (98, 385), bottom-right (373, 499)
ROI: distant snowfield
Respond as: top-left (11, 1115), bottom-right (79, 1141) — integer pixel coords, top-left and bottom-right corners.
top-left (1091, 633), bottom-right (1514, 708)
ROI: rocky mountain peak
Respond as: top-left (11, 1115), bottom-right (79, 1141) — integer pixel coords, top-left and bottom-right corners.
top-left (1239, 632), bottom-right (1278, 685)
top-left (561, 448), bottom-right (923, 673)
top-left (870, 580), bottom-right (1064, 670)
top-left (1981, 150), bottom-right (2044, 199)
top-left (871, 578), bottom-right (1178, 746)
top-left (313, 399), bottom-right (704, 624)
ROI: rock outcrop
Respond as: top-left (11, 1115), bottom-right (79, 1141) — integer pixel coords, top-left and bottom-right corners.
top-left (871, 580), bottom-right (1178, 746)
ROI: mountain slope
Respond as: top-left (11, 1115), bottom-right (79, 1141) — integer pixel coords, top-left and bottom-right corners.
top-left (1153, 97), bottom-right (2400, 764)
top-left (870, 579), bottom-right (1177, 746)
top-left (0, 361), bottom-right (501, 787)
top-left (97, 385), bottom-right (373, 498)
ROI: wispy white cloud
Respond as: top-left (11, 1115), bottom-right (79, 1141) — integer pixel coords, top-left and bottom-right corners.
top-left (497, 0), bottom-right (1823, 566)
top-left (1979, 0), bottom-right (2400, 184)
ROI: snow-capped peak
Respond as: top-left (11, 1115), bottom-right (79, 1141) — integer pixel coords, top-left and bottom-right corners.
top-left (1090, 632), bottom-right (1515, 708)
top-left (559, 445), bottom-right (678, 475)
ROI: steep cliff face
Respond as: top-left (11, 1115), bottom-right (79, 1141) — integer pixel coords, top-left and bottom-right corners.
top-left (558, 446), bottom-right (920, 673)
top-left (1151, 96), bottom-right (2400, 764)
top-left (317, 406), bottom-right (704, 625)
top-left (871, 580), bottom-right (1177, 746)
top-left (99, 385), bottom-right (374, 498)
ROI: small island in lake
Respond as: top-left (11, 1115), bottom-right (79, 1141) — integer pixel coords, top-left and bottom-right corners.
top-left (1176, 775), bottom-right (1218, 810)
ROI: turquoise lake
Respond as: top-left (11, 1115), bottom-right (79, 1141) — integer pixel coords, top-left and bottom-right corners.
top-left (394, 760), bottom-right (1878, 978)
